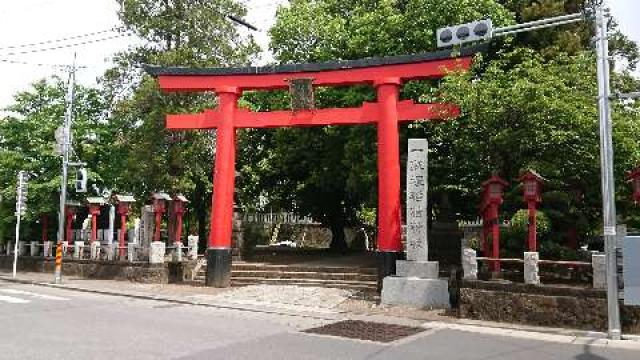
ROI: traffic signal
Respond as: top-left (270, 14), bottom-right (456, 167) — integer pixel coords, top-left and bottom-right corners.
top-left (437, 19), bottom-right (493, 48)
top-left (75, 168), bottom-right (87, 193)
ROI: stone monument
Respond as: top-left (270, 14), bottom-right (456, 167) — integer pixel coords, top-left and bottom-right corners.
top-left (381, 139), bottom-right (449, 308)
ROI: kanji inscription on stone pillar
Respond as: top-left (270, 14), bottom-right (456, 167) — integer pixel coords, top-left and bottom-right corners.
top-left (406, 139), bottom-right (428, 262)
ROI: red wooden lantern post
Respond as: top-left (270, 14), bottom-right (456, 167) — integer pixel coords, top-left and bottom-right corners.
top-left (64, 201), bottom-right (80, 249)
top-left (151, 192), bottom-right (171, 242)
top-left (481, 175), bottom-right (508, 274)
top-left (172, 194), bottom-right (189, 247)
top-left (629, 167), bottom-right (640, 204)
top-left (115, 195), bottom-right (136, 259)
top-left (519, 170), bottom-right (544, 252)
top-left (86, 197), bottom-right (106, 244)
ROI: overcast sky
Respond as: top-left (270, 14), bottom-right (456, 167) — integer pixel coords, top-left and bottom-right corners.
top-left (0, 0), bottom-right (637, 110)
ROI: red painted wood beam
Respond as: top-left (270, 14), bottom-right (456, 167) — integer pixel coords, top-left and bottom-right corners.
top-left (157, 58), bottom-right (472, 92)
top-left (166, 101), bottom-right (459, 130)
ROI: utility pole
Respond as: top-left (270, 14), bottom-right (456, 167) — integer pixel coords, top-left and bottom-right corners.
top-left (594, 4), bottom-right (621, 340)
top-left (437, 1), bottom-right (622, 339)
top-left (13, 171), bottom-right (28, 278)
top-left (54, 54), bottom-right (77, 284)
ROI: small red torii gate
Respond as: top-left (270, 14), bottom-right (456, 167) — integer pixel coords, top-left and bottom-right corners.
top-left (147, 48), bottom-right (477, 287)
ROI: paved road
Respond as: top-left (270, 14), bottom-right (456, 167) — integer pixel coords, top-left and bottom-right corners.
top-left (0, 279), bottom-right (637, 360)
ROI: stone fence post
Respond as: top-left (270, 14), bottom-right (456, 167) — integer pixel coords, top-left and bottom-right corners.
top-left (150, 241), bottom-right (166, 264)
top-left (592, 253), bottom-right (606, 289)
top-left (188, 235), bottom-right (199, 260)
top-left (524, 252), bottom-right (540, 285)
top-left (462, 247), bottom-right (478, 280)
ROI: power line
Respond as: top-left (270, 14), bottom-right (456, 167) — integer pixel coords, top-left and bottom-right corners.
top-left (0, 58), bottom-right (89, 69)
top-left (0, 33), bottom-right (133, 57)
top-left (0, 27), bottom-right (124, 52)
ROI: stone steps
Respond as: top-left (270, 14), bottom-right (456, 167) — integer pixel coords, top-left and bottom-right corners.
top-left (229, 277), bottom-right (378, 291)
top-left (194, 261), bottom-right (379, 291)
top-left (230, 263), bottom-right (378, 275)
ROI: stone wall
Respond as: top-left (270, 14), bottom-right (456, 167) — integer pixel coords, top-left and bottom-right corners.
top-left (0, 255), bottom-right (169, 284)
top-left (457, 280), bottom-right (640, 334)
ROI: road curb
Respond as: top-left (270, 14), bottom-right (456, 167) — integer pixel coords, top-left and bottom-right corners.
top-left (423, 320), bottom-right (640, 351)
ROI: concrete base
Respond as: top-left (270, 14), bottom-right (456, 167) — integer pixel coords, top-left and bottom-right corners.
top-left (381, 276), bottom-right (450, 309)
top-left (377, 251), bottom-right (399, 290)
top-left (396, 260), bottom-right (438, 278)
top-left (206, 248), bottom-right (231, 287)
top-left (150, 241), bottom-right (166, 264)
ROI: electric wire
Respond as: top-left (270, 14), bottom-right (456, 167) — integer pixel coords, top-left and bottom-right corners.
top-left (0, 33), bottom-right (133, 57)
top-left (0, 27), bottom-right (124, 51)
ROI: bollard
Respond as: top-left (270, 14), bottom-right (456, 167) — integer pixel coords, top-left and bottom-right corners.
top-left (524, 252), bottom-right (540, 285)
top-left (462, 248), bottom-right (478, 280)
top-left (592, 253), bottom-right (606, 289)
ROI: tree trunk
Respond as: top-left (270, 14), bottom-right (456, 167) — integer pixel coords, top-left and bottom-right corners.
top-left (328, 218), bottom-right (348, 253)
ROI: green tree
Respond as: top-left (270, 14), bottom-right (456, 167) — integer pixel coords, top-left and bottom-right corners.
top-left (103, 0), bottom-right (259, 243)
top-left (0, 78), bottom-right (108, 243)
top-left (236, 0), bottom-right (513, 250)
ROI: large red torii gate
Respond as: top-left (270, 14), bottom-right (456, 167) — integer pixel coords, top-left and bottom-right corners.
top-left (146, 47), bottom-right (477, 287)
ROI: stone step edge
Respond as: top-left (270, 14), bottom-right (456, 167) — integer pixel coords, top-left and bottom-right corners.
top-left (202, 276), bottom-right (378, 286)
top-left (229, 264), bottom-right (378, 274)
top-left (202, 270), bottom-right (377, 278)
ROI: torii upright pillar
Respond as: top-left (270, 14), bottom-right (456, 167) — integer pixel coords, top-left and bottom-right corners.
top-left (375, 78), bottom-right (403, 276)
top-left (207, 89), bottom-right (239, 287)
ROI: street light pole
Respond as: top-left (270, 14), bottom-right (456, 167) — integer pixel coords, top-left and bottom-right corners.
top-left (594, 3), bottom-right (621, 340)
top-left (54, 55), bottom-right (77, 284)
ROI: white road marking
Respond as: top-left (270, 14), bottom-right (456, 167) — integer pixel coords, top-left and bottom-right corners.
top-left (0, 289), bottom-right (69, 301)
top-left (0, 295), bottom-right (30, 304)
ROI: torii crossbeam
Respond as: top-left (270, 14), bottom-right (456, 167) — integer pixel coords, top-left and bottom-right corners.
top-left (146, 46), bottom-right (479, 287)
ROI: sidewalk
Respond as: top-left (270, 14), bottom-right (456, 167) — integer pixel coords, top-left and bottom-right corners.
top-left (2, 270), bottom-right (639, 351)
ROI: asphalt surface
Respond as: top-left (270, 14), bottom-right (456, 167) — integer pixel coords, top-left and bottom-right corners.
top-left (0, 279), bottom-right (638, 360)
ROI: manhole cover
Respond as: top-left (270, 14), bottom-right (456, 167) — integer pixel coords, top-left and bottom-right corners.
top-left (303, 320), bottom-right (425, 343)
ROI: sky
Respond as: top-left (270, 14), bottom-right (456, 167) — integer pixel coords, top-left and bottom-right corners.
top-left (0, 0), bottom-right (637, 111)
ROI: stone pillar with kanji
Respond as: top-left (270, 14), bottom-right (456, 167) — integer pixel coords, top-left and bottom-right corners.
top-left (381, 139), bottom-right (449, 308)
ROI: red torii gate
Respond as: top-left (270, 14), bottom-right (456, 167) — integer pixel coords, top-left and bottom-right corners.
top-left (146, 48), bottom-right (477, 287)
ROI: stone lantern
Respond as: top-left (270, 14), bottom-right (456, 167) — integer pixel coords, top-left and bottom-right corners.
top-left (629, 168), bottom-right (640, 204)
top-left (518, 170), bottom-right (544, 252)
top-left (151, 192), bottom-right (172, 242)
top-left (115, 194), bottom-right (136, 259)
top-left (481, 175), bottom-right (508, 274)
